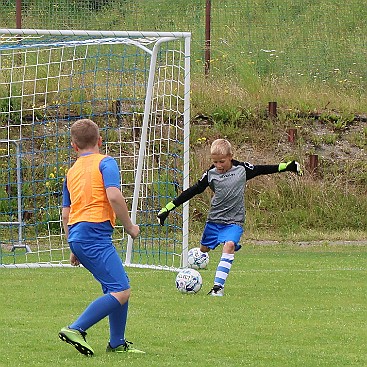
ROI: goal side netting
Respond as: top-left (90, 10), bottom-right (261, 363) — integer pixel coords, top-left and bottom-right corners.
top-left (0, 29), bottom-right (191, 270)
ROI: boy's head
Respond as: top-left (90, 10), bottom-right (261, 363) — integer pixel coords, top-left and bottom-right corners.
top-left (210, 139), bottom-right (233, 173)
top-left (210, 139), bottom-right (233, 156)
top-left (70, 119), bottom-right (100, 150)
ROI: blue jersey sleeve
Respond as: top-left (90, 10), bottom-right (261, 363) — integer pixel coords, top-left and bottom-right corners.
top-left (62, 178), bottom-right (71, 207)
top-left (99, 156), bottom-right (121, 188)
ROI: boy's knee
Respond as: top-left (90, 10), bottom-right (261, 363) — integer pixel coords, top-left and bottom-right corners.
top-left (200, 245), bottom-right (210, 253)
top-left (223, 241), bottom-right (236, 253)
top-left (111, 288), bottom-right (130, 305)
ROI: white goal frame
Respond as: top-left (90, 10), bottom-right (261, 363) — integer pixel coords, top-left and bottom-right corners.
top-left (0, 28), bottom-right (191, 270)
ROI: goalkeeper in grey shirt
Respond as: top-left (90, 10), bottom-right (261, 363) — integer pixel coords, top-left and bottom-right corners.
top-left (157, 138), bottom-right (303, 296)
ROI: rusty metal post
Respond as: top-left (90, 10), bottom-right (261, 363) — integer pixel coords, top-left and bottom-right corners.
top-left (308, 154), bottom-right (318, 174)
top-left (287, 128), bottom-right (297, 143)
top-left (16, 0), bottom-right (22, 28)
top-left (268, 101), bottom-right (277, 118)
top-left (204, 0), bottom-right (211, 76)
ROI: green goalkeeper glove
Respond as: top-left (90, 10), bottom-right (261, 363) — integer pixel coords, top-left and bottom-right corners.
top-left (157, 201), bottom-right (176, 226)
top-left (278, 161), bottom-right (303, 176)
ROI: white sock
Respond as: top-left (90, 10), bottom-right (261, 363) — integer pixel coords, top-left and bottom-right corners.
top-left (214, 253), bottom-right (234, 288)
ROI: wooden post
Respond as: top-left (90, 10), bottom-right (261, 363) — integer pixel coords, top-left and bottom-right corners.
top-left (16, 0), bottom-right (22, 28)
top-left (308, 154), bottom-right (318, 174)
top-left (287, 128), bottom-right (297, 143)
top-left (268, 101), bottom-right (277, 118)
top-left (204, 0), bottom-right (211, 76)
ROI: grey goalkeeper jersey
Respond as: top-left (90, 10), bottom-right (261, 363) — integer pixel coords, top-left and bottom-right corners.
top-left (206, 163), bottom-right (247, 225)
top-left (172, 160), bottom-right (280, 227)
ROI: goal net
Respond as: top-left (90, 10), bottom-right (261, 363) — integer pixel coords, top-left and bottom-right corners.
top-left (0, 29), bottom-right (191, 270)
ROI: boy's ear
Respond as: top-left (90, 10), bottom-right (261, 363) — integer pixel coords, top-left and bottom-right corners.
top-left (97, 136), bottom-right (102, 147)
top-left (71, 142), bottom-right (78, 152)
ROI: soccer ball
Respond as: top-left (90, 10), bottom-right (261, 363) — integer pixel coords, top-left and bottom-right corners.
top-left (175, 268), bottom-right (203, 294)
top-left (187, 247), bottom-right (209, 269)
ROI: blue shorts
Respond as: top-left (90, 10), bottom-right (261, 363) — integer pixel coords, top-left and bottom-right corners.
top-left (69, 241), bottom-right (130, 294)
top-left (201, 222), bottom-right (243, 251)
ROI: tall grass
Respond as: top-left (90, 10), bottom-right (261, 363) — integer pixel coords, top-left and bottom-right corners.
top-left (187, 112), bottom-right (367, 240)
top-left (246, 177), bottom-right (367, 238)
top-left (1, 0), bottom-right (366, 114)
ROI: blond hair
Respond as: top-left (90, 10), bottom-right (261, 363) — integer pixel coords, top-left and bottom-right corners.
top-left (70, 119), bottom-right (100, 149)
top-left (210, 138), bottom-right (233, 156)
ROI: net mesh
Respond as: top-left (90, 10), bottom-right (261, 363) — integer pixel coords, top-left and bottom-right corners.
top-left (0, 32), bottom-right (190, 269)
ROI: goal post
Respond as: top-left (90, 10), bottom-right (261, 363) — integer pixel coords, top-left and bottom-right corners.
top-left (0, 28), bottom-right (191, 270)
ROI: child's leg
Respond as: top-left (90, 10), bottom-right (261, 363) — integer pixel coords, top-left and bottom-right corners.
top-left (208, 224), bottom-right (243, 295)
top-left (70, 293), bottom-right (122, 332)
top-left (68, 241), bottom-right (130, 333)
top-left (108, 301), bottom-right (129, 348)
top-left (213, 241), bottom-right (235, 288)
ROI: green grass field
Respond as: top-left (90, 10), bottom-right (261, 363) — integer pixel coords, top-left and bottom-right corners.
top-left (0, 244), bottom-right (366, 367)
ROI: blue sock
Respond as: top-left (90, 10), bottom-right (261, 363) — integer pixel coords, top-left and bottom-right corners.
top-left (70, 294), bottom-right (120, 332)
top-left (108, 301), bottom-right (129, 348)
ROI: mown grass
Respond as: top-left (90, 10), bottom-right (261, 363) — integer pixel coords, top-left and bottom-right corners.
top-left (0, 244), bottom-right (366, 367)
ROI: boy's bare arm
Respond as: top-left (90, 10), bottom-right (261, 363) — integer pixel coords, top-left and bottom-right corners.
top-left (62, 206), bottom-right (80, 265)
top-left (62, 207), bottom-right (70, 238)
top-left (106, 186), bottom-right (139, 239)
